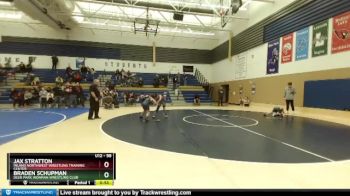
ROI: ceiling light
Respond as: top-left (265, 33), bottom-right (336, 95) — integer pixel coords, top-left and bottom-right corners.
top-left (0, 1), bottom-right (12, 6)
top-left (0, 12), bottom-right (22, 19)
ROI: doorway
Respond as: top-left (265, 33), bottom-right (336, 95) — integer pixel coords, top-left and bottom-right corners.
top-left (221, 84), bottom-right (229, 103)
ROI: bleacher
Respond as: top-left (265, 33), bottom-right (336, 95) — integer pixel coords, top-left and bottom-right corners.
top-left (0, 69), bottom-right (212, 104)
top-left (180, 86), bottom-right (212, 103)
top-left (0, 90), bottom-right (10, 104)
top-left (31, 69), bottom-right (95, 84)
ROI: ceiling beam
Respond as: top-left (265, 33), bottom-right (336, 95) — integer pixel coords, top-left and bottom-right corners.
top-left (92, 0), bottom-right (216, 15)
top-left (73, 0), bottom-right (249, 20)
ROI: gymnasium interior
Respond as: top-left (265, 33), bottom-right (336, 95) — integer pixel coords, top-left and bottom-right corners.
top-left (0, 0), bottom-right (350, 190)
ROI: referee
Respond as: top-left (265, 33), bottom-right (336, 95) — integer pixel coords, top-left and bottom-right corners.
top-left (88, 79), bottom-right (101, 120)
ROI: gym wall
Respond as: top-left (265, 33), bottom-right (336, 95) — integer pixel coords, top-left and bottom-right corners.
top-left (210, 67), bottom-right (350, 107)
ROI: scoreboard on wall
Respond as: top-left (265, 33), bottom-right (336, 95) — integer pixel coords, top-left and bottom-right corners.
top-left (7, 153), bottom-right (116, 186)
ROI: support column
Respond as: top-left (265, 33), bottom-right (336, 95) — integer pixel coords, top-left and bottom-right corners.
top-left (153, 41), bottom-right (156, 66)
top-left (228, 31), bottom-right (233, 62)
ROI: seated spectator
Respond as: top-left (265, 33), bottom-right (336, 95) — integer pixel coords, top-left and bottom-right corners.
top-left (18, 89), bottom-right (25, 107)
top-left (65, 65), bottom-right (73, 79)
top-left (194, 94), bottom-right (201, 106)
top-left (121, 69), bottom-right (127, 79)
top-left (102, 87), bottom-right (113, 109)
top-left (153, 74), bottom-right (160, 88)
top-left (31, 76), bottom-right (40, 86)
top-left (115, 69), bottom-right (121, 81)
top-left (55, 75), bottom-right (64, 86)
top-left (127, 70), bottom-right (132, 77)
top-left (123, 92), bottom-right (128, 104)
top-left (105, 80), bottom-right (112, 90)
top-left (127, 92), bottom-right (136, 105)
top-left (18, 62), bottom-right (26, 73)
top-left (31, 87), bottom-right (39, 100)
top-left (25, 73), bottom-right (35, 85)
top-left (64, 82), bottom-right (73, 108)
top-left (138, 77), bottom-right (144, 87)
top-left (24, 89), bottom-right (33, 106)
top-left (53, 84), bottom-right (64, 108)
top-left (86, 67), bottom-right (95, 81)
top-left (26, 63), bottom-right (33, 73)
top-left (39, 87), bottom-right (48, 108)
top-left (46, 87), bottom-right (54, 108)
top-left (109, 88), bottom-right (119, 108)
top-left (10, 88), bottom-right (21, 108)
top-left (164, 75), bottom-right (168, 86)
top-left (74, 82), bottom-right (85, 107)
top-left (72, 71), bottom-right (82, 83)
top-left (80, 65), bottom-right (88, 80)
top-left (242, 96), bottom-right (250, 107)
top-left (4, 59), bottom-right (13, 70)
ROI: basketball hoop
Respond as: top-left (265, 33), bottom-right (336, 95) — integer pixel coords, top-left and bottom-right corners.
top-left (133, 7), bottom-right (160, 37)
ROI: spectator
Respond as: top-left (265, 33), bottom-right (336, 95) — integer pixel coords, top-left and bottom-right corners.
top-left (80, 65), bottom-right (88, 80)
top-left (4, 58), bottom-right (13, 70)
top-left (173, 75), bottom-right (178, 90)
top-left (284, 82), bottom-right (296, 113)
top-left (53, 84), bottom-right (64, 108)
top-left (10, 88), bottom-right (21, 108)
top-left (88, 79), bottom-right (102, 120)
top-left (24, 89), bottom-right (33, 106)
top-left (75, 82), bottom-right (85, 107)
top-left (194, 94), bottom-right (200, 106)
top-left (51, 55), bottom-right (58, 70)
top-left (110, 88), bottom-right (119, 108)
top-left (128, 92), bottom-right (136, 105)
top-left (31, 76), bottom-right (40, 86)
top-left (88, 67), bottom-right (96, 81)
top-left (153, 74), bottom-right (160, 88)
top-left (115, 69), bottom-right (121, 81)
top-left (121, 69), bottom-right (126, 80)
top-left (65, 65), bottom-right (73, 80)
top-left (46, 87), bottom-right (54, 108)
top-left (26, 62), bottom-right (33, 73)
top-left (175, 87), bottom-right (179, 100)
top-left (218, 87), bottom-right (224, 106)
top-left (138, 77), bottom-right (143, 87)
top-left (64, 82), bottom-right (73, 108)
top-left (72, 71), bottom-right (82, 83)
top-left (39, 87), bottom-right (48, 108)
top-left (127, 70), bottom-right (132, 77)
top-left (243, 96), bottom-right (250, 107)
top-left (164, 75), bottom-right (168, 86)
top-left (18, 62), bottom-right (26, 73)
top-left (55, 75), bottom-right (64, 86)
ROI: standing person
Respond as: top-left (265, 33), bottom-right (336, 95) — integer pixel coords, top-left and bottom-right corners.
top-left (218, 87), bottom-right (224, 106)
top-left (139, 95), bottom-right (156, 123)
top-left (174, 87), bottom-right (179, 100)
top-left (51, 55), bottom-right (58, 70)
top-left (173, 75), bottom-right (178, 90)
top-left (284, 82), bottom-right (296, 112)
top-left (10, 88), bottom-right (20, 108)
top-left (88, 79), bottom-right (101, 120)
top-left (152, 92), bottom-right (168, 122)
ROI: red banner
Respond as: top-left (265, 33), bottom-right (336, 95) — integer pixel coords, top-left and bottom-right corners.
top-left (332, 11), bottom-right (350, 54)
top-left (281, 33), bottom-right (294, 64)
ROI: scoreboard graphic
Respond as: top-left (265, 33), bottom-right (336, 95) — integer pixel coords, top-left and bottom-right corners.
top-left (7, 153), bottom-right (116, 186)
